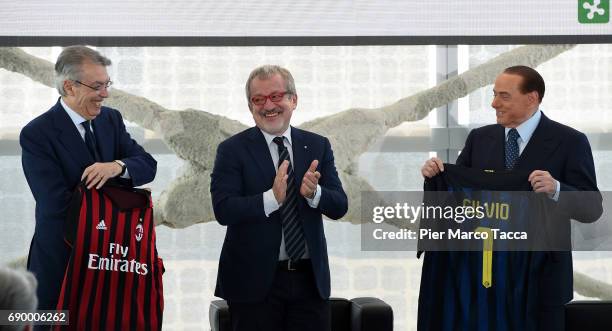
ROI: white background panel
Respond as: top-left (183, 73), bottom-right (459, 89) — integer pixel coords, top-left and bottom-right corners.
top-left (0, 0), bottom-right (611, 37)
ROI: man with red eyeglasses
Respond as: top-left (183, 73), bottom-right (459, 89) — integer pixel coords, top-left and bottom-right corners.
top-left (211, 65), bottom-right (348, 331)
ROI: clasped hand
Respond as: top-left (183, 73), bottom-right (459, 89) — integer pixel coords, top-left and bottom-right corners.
top-left (273, 160), bottom-right (321, 204)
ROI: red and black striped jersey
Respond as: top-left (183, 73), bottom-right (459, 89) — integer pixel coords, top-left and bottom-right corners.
top-left (55, 184), bottom-right (164, 331)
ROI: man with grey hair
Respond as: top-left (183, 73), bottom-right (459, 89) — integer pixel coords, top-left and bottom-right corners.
top-left (19, 45), bottom-right (156, 313)
top-left (211, 65), bottom-right (348, 331)
top-left (0, 267), bottom-right (37, 331)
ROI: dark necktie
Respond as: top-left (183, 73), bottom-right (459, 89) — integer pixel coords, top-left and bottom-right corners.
top-left (273, 136), bottom-right (306, 261)
top-left (505, 128), bottom-right (520, 170)
top-left (82, 121), bottom-right (101, 161)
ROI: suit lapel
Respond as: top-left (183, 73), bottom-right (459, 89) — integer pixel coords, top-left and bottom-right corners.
top-left (485, 125), bottom-right (506, 170)
top-left (91, 115), bottom-right (113, 161)
top-left (515, 113), bottom-right (560, 171)
top-left (52, 101), bottom-right (95, 169)
top-left (246, 127), bottom-right (276, 184)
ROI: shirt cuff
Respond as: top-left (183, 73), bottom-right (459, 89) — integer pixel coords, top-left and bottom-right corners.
top-left (305, 185), bottom-right (321, 208)
top-left (550, 180), bottom-right (560, 201)
top-left (263, 189), bottom-right (280, 217)
top-left (121, 168), bottom-right (131, 179)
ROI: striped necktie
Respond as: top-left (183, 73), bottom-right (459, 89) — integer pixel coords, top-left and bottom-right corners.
top-left (273, 136), bottom-right (306, 261)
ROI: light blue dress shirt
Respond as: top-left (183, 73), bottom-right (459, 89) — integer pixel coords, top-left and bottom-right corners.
top-left (504, 110), bottom-right (559, 200)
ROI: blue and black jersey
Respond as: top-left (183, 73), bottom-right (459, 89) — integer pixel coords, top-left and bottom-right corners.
top-left (418, 164), bottom-right (557, 331)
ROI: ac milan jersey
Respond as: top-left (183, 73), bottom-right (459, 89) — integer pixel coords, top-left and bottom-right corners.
top-left (55, 184), bottom-right (164, 331)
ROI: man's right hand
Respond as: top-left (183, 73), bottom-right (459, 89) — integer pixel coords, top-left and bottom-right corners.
top-left (273, 160), bottom-right (290, 204)
top-left (81, 162), bottom-right (124, 189)
top-left (421, 157), bottom-right (444, 178)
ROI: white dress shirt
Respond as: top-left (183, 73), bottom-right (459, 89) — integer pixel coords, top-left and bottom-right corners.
top-left (259, 126), bottom-right (321, 260)
top-left (60, 98), bottom-right (130, 179)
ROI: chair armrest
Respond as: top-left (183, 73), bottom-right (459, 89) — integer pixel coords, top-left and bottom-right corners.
top-left (330, 297), bottom-right (351, 331)
top-left (565, 300), bottom-right (612, 331)
top-left (209, 299), bottom-right (230, 331)
top-left (350, 297), bottom-right (393, 331)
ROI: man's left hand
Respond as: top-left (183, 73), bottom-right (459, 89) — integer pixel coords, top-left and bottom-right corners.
top-left (528, 170), bottom-right (556, 195)
top-left (300, 160), bottom-right (321, 199)
top-left (81, 162), bottom-right (123, 189)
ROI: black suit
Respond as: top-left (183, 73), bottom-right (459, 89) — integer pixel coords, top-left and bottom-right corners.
top-left (455, 112), bottom-right (602, 330)
top-left (210, 126), bottom-right (348, 330)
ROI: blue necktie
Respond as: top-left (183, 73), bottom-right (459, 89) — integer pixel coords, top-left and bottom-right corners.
top-left (505, 128), bottom-right (520, 170)
top-left (82, 121), bottom-right (101, 161)
top-left (273, 137), bottom-right (306, 261)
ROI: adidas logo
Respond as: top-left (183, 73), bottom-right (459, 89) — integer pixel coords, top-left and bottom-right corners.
top-left (96, 220), bottom-right (107, 231)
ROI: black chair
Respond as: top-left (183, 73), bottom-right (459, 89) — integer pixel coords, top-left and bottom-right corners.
top-left (565, 300), bottom-right (612, 331)
top-left (209, 297), bottom-right (393, 331)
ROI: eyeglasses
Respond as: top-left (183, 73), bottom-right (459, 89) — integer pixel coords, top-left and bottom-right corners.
top-left (250, 91), bottom-right (290, 106)
top-left (74, 80), bottom-right (113, 93)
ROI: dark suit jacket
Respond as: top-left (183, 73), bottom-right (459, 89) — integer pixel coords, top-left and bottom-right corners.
top-left (20, 99), bottom-right (157, 309)
top-left (210, 126), bottom-right (348, 303)
top-left (455, 112), bottom-right (602, 306)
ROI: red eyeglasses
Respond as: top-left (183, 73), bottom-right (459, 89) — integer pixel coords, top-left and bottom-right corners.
top-left (250, 91), bottom-right (289, 106)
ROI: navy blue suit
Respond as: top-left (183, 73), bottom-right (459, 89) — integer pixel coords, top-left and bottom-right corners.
top-left (210, 126), bottom-right (347, 303)
top-left (20, 99), bottom-right (157, 310)
top-left (454, 112), bottom-right (602, 330)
